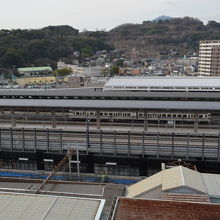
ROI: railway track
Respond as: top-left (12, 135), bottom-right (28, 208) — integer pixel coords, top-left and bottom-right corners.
top-left (0, 127), bottom-right (219, 161)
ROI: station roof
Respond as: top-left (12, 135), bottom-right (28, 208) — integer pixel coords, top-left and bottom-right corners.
top-left (0, 192), bottom-right (104, 220)
top-left (0, 88), bottom-right (220, 100)
top-left (1, 99), bottom-right (220, 111)
top-left (104, 76), bottom-right (220, 91)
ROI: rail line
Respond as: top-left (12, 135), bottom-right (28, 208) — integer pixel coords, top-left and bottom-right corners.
top-left (0, 127), bottom-right (220, 161)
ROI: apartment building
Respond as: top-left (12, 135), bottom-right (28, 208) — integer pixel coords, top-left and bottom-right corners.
top-left (198, 40), bottom-right (220, 76)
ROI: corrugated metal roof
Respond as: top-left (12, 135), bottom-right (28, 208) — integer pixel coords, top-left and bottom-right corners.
top-left (104, 76), bottom-right (220, 90)
top-left (0, 192), bottom-right (104, 220)
top-left (162, 166), bottom-right (206, 193)
top-left (202, 173), bottom-right (220, 197)
top-left (126, 172), bottom-right (161, 198)
top-left (0, 99), bottom-right (220, 110)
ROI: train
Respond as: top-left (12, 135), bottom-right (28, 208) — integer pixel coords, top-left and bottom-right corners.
top-left (70, 110), bottom-right (211, 121)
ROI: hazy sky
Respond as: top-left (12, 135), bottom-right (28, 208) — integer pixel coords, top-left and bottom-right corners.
top-left (1, 0), bottom-right (220, 31)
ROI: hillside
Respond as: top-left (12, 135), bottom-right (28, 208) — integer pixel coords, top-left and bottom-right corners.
top-left (106, 17), bottom-right (220, 57)
top-left (0, 25), bottom-right (112, 73)
top-left (0, 17), bottom-right (220, 73)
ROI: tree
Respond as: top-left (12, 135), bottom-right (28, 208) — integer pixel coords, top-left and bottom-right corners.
top-left (0, 49), bottom-right (25, 67)
top-left (53, 68), bottom-right (72, 77)
top-left (115, 59), bottom-right (124, 67)
top-left (207, 21), bottom-right (220, 29)
top-left (111, 66), bottom-right (119, 75)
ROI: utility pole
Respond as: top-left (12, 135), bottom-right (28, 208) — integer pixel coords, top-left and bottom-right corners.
top-left (56, 70), bottom-right (58, 91)
top-left (44, 71), bottom-right (47, 92)
top-left (76, 149), bottom-right (80, 180)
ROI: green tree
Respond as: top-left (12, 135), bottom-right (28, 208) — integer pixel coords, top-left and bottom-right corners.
top-left (111, 66), bottom-right (119, 75)
top-left (53, 68), bottom-right (72, 77)
top-left (0, 49), bottom-right (25, 67)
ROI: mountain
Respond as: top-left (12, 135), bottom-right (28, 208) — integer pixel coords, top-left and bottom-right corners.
top-left (1, 17), bottom-right (220, 72)
top-left (152, 15), bottom-right (174, 22)
top-left (107, 17), bottom-right (220, 58)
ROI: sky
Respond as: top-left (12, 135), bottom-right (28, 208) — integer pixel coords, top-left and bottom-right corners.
top-left (1, 0), bottom-right (220, 31)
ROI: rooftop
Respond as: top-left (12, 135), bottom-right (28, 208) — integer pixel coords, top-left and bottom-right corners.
top-left (0, 177), bottom-right (125, 220)
top-left (18, 66), bottom-right (52, 72)
top-left (126, 166), bottom-right (220, 200)
top-left (112, 198), bottom-right (220, 220)
top-left (0, 192), bottom-right (104, 220)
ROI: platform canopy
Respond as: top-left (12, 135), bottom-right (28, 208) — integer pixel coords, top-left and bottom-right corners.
top-left (104, 76), bottom-right (220, 92)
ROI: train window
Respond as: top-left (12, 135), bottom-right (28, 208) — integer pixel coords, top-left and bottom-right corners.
top-left (173, 114), bottom-right (176, 118)
top-left (178, 114), bottom-right (181, 118)
top-left (100, 112), bottom-right (104, 116)
top-left (127, 113), bottom-right (131, 117)
top-left (187, 114), bottom-right (191, 118)
top-left (167, 114), bottom-right (171, 118)
top-left (198, 114), bottom-right (203, 118)
top-left (104, 112), bottom-right (109, 116)
top-left (183, 114), bottom-right (187, 118)
top-left (76, 112), bottom-right (79, 115)
top-left (162, 114), bottom-right (166, 117)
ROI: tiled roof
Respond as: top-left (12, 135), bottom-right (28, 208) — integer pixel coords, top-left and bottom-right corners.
top-left (113, 198), bottom-right (220, 220)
